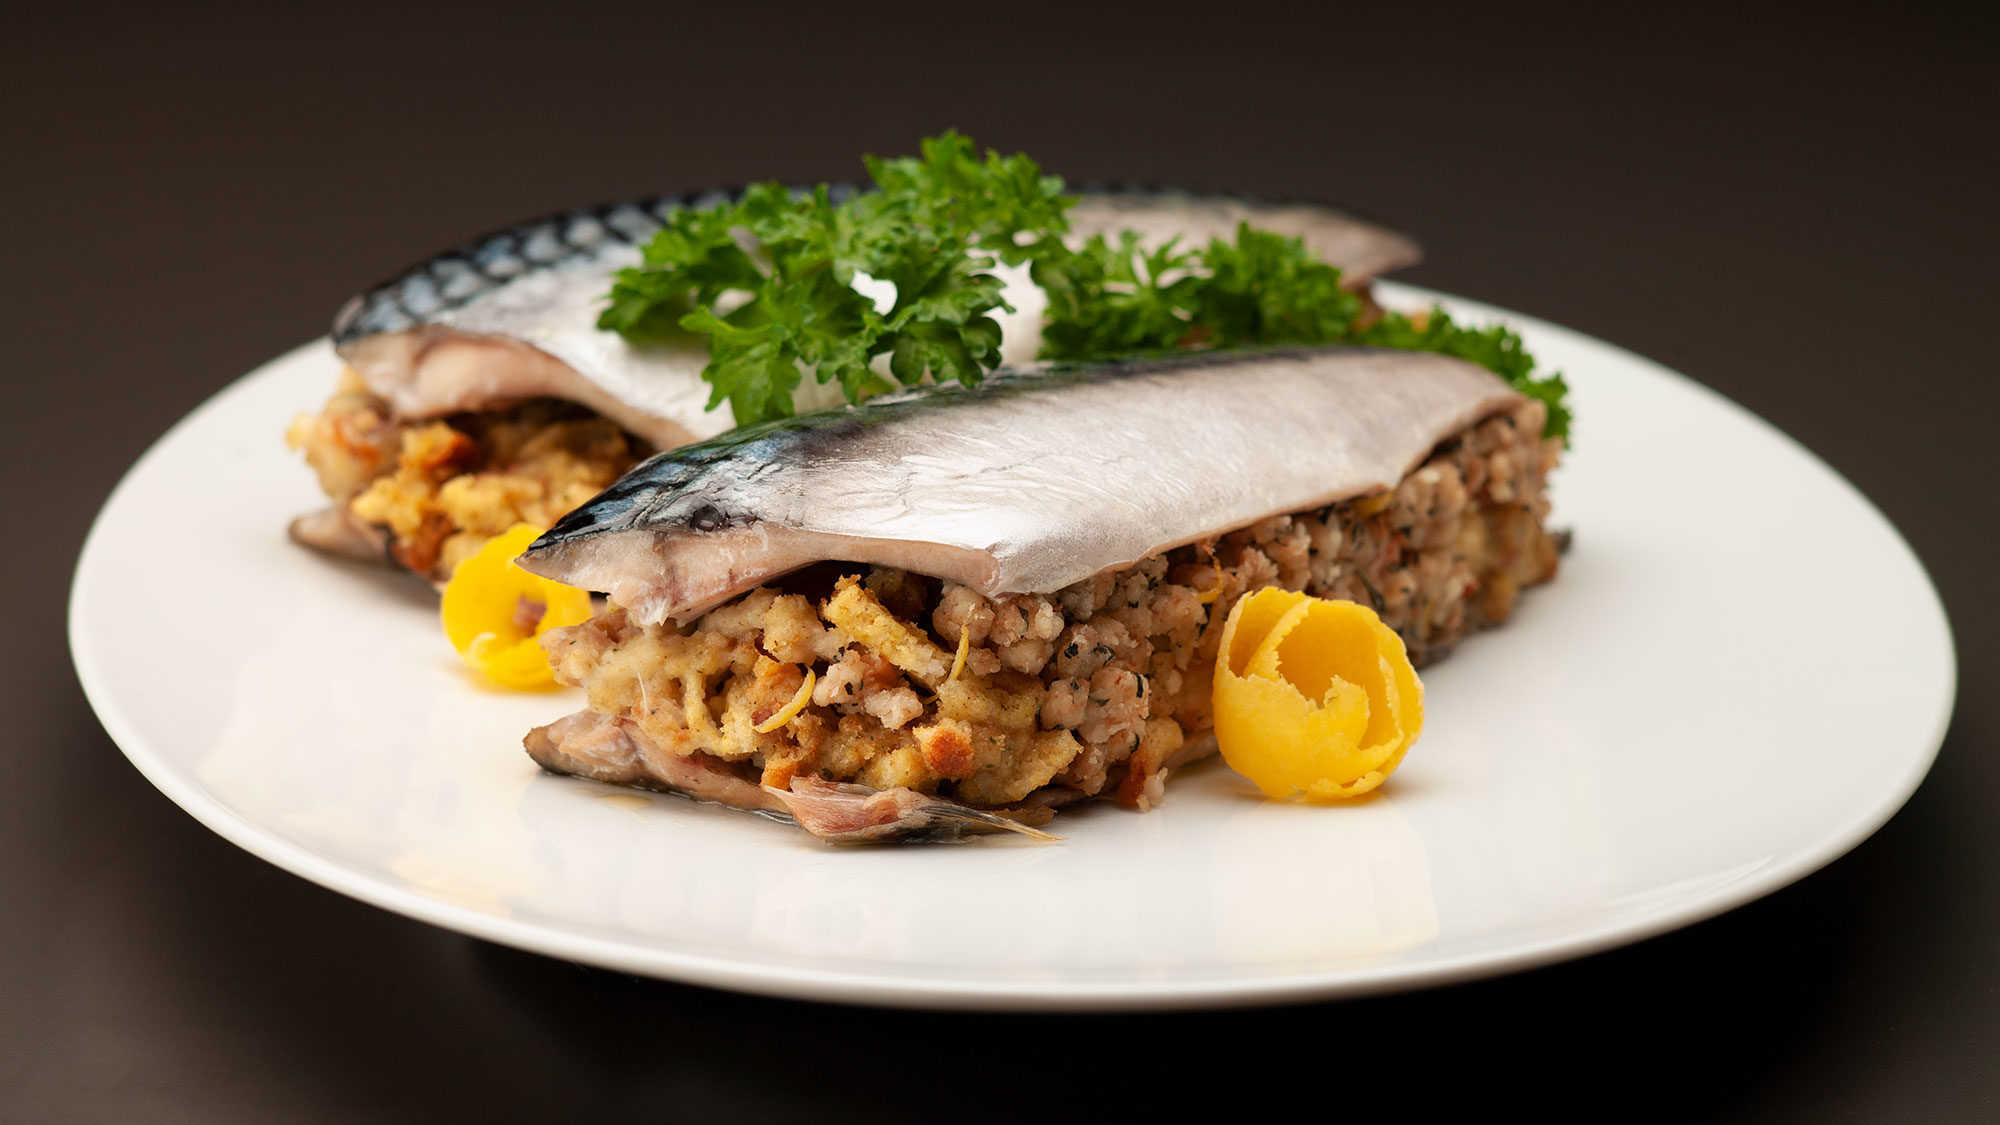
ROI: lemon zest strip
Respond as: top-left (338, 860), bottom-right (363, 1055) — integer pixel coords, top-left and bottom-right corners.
top-left (754, 669), bottom-right (817, 734)
top-left (949, 625), bottom-right (970, 681)
top-left (1196, 559), bottom-right (1224, 604)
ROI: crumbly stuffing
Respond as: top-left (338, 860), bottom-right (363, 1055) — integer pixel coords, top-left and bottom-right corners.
top-left (543, 398), bottom-right (1561, 811)
top-left (287, 372), bottom-right (648, 578)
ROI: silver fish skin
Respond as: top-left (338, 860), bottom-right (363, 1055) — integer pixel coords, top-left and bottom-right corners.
top-left (330, 190), bottom-right (1420, 447)
top-left (1063, 190), bottom-right (1420, 282)
top-left (515, 347), bottom-right (1521, 626)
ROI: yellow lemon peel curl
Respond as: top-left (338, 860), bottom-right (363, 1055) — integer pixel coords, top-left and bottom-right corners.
top-left (440, 523), bottom-right (594, 690)
top-left (1211, 587), bottom-right (1424, 800)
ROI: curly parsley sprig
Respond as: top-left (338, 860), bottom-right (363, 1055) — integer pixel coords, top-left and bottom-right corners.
top-left (601, 133), bottom-right (1571, 441)
top-left (600, 132), bottom-right (1067, 424)
top-left (1037, 225), bottom-right (1362, 359)
top-left (1356, 308), bottom-right (1572, 442)
top-left (1033, 224), bottom-right (1569, 441)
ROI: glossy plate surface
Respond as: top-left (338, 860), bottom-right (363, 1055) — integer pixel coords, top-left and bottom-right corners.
top-left (70, 284), bottom-right (1955, 1010)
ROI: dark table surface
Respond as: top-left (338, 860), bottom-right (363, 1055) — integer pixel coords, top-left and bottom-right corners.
top-left (8, 2), bottom-right (1996, 1120)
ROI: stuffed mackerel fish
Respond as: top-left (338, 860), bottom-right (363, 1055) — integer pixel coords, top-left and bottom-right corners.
top-left (293, 132), bottom-right (1571, 842)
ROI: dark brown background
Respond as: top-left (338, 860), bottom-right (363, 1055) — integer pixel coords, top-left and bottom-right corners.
top-left (8, 1), bottom-right (1996, 1120)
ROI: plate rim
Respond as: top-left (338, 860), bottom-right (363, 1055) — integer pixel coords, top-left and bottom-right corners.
top-left (69, 294), bottom-right (1958, 1011)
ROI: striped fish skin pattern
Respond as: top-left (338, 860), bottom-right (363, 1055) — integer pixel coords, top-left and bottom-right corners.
top-left (331, 185), bottom-right (852, 347)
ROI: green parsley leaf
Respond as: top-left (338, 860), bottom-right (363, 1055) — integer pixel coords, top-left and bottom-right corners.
top-left (1193, 225), bottom-right (1360, 348)
top-left (1038, 223), bottom-right (1568, 441)
top-left (600, 204), bottom-right (760, 342)
top-left (1037, 231), bottom-right (1201, 358)
top-left (598, 133), bottom-right (1571, 441)
top-left (866, 130), bottom-right (1071, 266)
top-left (601, 134), bottom-right (1051, 425)
top-left (1355, 309), bottom-right (1571, 442)
top-left (1038, 224), bottom-right (1360, 358)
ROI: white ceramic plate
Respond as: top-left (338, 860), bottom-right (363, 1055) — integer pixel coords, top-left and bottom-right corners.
top-left (70, 283), bottom-right (1955, 1010)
